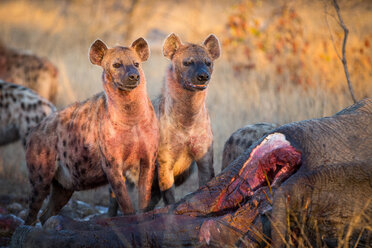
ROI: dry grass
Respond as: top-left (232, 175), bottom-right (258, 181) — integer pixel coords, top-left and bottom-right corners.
top-left (0, 0), bottom-right (371, 238)
top-left (247, 199), bottom-right (372, 247)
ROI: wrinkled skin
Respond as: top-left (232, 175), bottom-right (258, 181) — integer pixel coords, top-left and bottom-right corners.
top-left (11, 98), bottom-right (372, 247)
top-left (222, 122), bottom-right (280, 170)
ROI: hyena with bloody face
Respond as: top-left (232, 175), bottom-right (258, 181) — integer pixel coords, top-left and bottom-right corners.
top-left (0, 80), bottom-right (56, 146)
top-left (154, 34), bottom-right (221, 205)
top-left (24, 38), bottom-right (159, 225)
top-left (0, 41), bottom-right (58, 103)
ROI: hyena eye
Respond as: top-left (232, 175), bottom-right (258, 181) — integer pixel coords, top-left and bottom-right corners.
top-left (113, 63), bottom-right (121, 68)
top-left (205, 60), bottom-right (211, 66)
top-left (134, 62), bottom-right (139, 68)
top-left (183, 60), bottom-right (193, 66)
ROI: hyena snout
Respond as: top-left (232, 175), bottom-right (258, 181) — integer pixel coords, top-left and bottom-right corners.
top-left (118, 66), bottom-right (140, 90)
top-left (196, 70), bottom-right (210, 84)
top-left (127, 72), bottom-right (139, 82)
top-left (184, 67), bottom-right (211, 91)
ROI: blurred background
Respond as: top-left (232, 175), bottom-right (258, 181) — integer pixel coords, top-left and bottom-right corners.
top-left (0, 0), bottom-right (371, 207)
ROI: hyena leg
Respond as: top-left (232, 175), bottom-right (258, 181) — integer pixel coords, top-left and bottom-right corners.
top-left (25, 147), bottom-right (57, 225)
top-left (25, 183), bottom-right (51, 226)
top-left (107, 187), bottom-right (119, 217)
top-left (162, 185), bottom-right (176, 206)
top-left (138, 155), bottom-right (156, 211)
top-left (108, 180), bottom-right (136, 217)
top-left (147, 163), bottom-right (162, 211)
top-left (158, 159), bottom-right (176, 205)
top-left (39, 180), bottom-right (74, 225)
top-left (103, 163), bottom-right (134, 215)
top-left (196, 145), bottom-right (215, 188)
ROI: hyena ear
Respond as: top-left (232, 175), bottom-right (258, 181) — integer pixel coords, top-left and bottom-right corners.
top-left (131, 37), bottom-right (150, 62)
top-left (163, 33), bottom-right (182, 60)
top-left (203, 34), bottom-right (220, 60)
top-left (89, 39), bottom-right (108, 66)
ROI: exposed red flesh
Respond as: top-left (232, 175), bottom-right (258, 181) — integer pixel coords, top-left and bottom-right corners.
top-left (213, 133), bottom-right (301, 212)
top-left (173, 133), bottom-right (301, 217)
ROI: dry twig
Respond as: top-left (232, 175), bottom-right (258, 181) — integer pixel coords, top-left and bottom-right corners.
top-left (332, 0), bottom-right (357, 103)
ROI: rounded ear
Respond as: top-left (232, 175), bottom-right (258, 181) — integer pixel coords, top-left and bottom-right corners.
top-left (89, 39), bottom-right (108, 66)
top-left (163, 33), bottom-right (182, 60)
top-left (203, 34), bottom-right (221, 60)
top-left (131, 37), bottom-right (150, 62)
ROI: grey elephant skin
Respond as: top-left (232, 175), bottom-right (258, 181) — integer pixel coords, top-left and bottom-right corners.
top-left (11, 98), bottom-right (372, 247)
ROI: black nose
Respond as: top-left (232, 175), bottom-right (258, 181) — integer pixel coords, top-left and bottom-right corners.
top-left (128, 73), bottom-right (139, 81)
top-left (197, 72), bottom-right (209, 82)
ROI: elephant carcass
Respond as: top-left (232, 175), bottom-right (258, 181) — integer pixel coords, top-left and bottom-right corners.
top-left (11, 99), bottom-right (372, 247)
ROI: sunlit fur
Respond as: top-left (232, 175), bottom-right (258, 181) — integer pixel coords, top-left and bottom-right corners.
top-left (24, 38), bottom-right (159, 225)
top-left (0, 41), bottom-right (58, 103)
top-left (0, 80), bottom-right (55, 146)
top-left (154, 34), bottom-right (220, 203)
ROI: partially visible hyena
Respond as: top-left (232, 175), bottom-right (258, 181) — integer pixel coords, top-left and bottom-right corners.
top-left (221, 123), bottom-right (280, 170)
top-left (24, 38), bottom-right (159, 225)
top-left (0, 41), bottom-right (58, 103)
top-left (0, 80), bottom-right (55, 146)
top-left (154, 33), bottom-right (221, 205)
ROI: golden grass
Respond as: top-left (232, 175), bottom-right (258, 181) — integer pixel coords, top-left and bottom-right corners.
top-left (0, 1), bottom-right (371, 238)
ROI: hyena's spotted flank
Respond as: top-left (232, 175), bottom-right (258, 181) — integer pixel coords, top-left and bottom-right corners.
top-left (153, 33), bottom-right (221, 205)
top-left (0, 80), bottom-right (55, 147)
top-left (24, 38), bottom-right (159, 225)
top-left (222, 123), bottom-right (280, 170)
top-left (0, 41), bottom-right (58, 103)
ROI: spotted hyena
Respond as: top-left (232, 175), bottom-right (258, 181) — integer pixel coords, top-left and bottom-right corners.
top-left (221, 123), bottom-right (280, 170)
top-left (153, 33), bottom-right (221, 205)
top-left (24, 38), bottom-right (159, 225)
top-left (0, 41), bottom-right (58, 103)
top-left (0, 80), bottom-right (56, 147)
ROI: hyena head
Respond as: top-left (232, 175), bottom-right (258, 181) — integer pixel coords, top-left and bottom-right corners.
top-left (89, 38), bottom-right (149, 92)
top-left (163, 33), bottom-right (220, 91)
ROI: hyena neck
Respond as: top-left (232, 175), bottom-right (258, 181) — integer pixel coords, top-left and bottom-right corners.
top-left (103, 70), bottom-right (151, 126)
top-left (164, 66), bottom-right (208, 124)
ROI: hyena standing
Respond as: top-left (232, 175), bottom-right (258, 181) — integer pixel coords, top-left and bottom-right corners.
top-left (154, 33), bottom-right (221, 205)
top-left (0, 41), bottom-right (58, 103)
top-left (24, 38), bottom-right (159, 225)
top-left (0, 80), bottom-right (56, 146)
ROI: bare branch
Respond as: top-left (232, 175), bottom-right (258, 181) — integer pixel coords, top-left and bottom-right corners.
top-left (332, 0), bottom-right (357, 103)
top-left (323, 3), bottom-right (342, 60)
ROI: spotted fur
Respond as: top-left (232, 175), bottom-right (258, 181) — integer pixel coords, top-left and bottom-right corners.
top-left (0, 41), bottom-right (58, 103)
top-left (153, 34), bottom-right (221, 205)
top-left (24, 38), bottom-right (159, 225)
top-left (221, 123), bottom-right (280, 170)
top-left (0, 80), bottom-right (56, 146)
